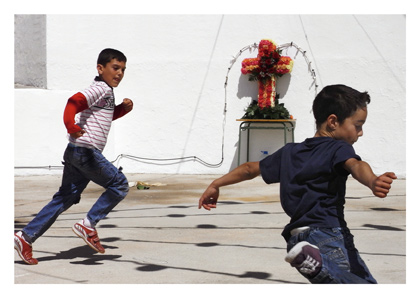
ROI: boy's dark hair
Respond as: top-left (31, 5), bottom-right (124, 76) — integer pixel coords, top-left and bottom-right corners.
top-left (312, 84), bottom-right (371, 129)
top-left (97, 48), bottom-right (127, 66)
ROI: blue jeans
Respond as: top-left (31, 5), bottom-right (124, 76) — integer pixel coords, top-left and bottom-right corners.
top-left (286, 227), bottom-right (377, 284)
top-left (22, 143), bottom-right (129, 243)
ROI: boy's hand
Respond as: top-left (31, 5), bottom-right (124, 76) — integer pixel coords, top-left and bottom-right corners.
top-left (122, 98), bottom-right (133, 112)
top-left (371, 172), bottom-right (397, 198)
top-left (198, 162), bottom-right (260, 211)
top-left (199, 185), bottom-right (219, 211)
top-left (70, 129), bottom-right (86, 139)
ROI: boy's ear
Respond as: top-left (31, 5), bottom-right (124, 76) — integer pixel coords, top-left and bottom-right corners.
top-left (97, 64), bottom-right (104, 75)
top-left (326, 114), bottom-right (339, 130)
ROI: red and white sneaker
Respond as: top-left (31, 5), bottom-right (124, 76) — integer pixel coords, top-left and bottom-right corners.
top-left (72, 221), bottom-right (105, 253)
top-left (14, 232), bottom-right (38, 265)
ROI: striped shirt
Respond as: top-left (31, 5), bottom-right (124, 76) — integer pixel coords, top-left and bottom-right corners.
top-left (68, 79), bottom-right (115, 151)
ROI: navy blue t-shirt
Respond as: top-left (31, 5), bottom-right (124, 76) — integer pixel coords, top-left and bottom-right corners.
top-left (259, 137), bottom-right (361, 241)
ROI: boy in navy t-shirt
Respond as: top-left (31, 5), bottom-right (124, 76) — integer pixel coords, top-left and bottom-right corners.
top-left (198, 84), bottom-right (397, 283)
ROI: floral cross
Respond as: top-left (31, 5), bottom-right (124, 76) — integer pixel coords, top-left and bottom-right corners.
top-left (241, 39), bottom-right (293, 109)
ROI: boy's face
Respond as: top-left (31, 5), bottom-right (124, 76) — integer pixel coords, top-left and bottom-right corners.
top-left (97, 58), bottom-right (126, 88)
top-left (333, 107), bottom-right (367, 145)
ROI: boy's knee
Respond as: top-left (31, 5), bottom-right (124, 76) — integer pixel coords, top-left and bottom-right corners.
top-left (119, 179), bottom-right (129, 197)
top-left (113, 171), bottom-right (129, 199)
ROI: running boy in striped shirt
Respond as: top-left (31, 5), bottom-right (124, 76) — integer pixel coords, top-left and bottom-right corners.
top-left (14, 48), bottom-right (133, 265)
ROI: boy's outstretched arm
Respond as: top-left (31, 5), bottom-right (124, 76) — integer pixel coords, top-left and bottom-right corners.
top-left (198, 161), bottom-right (261, 211)
top-left (113, 98), bottom-right (133, 120)
top-left (344, 158), bottom-right (397, 198)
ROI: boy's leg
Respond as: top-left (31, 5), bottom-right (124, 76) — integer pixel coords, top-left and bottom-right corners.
top-left (339, 228), bottom-right (377, 283)
top-left (69, 147), bottom-right (128, 252)
top-left (286, 227), bottom-right (377, 284)
top-left (15, 144), bottom-right (90, 264)
top-left (20, 156), bottom-right (90, 243)
top-left (71, 147), bottom-right (129, 226)
top-left (85, 161), bottom-right (128, 226)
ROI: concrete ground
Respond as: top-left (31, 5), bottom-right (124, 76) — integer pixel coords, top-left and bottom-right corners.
top-left (13, 173), bottom-right (406, 285)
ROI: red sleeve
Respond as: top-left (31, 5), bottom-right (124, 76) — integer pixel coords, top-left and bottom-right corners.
top-left (113, 103), bottom-right (129, 120)
top-left (63, 92), bottom-right (89, 133)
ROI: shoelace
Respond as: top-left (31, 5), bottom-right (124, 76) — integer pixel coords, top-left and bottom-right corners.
top-left (299, 255), bottom-right (320, 274)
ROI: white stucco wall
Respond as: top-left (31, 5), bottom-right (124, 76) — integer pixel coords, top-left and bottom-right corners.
top-left (14, 14), bottom-right (406, 177)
